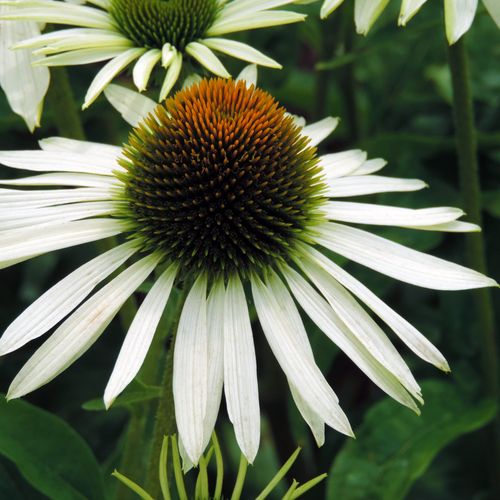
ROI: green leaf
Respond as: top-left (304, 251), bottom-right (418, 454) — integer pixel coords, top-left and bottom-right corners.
top-left (0, 397), bottom-right (106, 500)
top-left (82, 379), bottom-right (161, 411)
top-left (326, 380), bottom-right (497, 500)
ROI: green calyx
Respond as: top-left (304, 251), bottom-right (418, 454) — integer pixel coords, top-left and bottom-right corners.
top-left (109, 0), bottom-right (219, 50)
top-left (117, 79), bottom-right (327, 278)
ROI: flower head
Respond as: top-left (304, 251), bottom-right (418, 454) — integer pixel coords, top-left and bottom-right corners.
top-left (0, 0), bottom-right (305, 107)
top-left (312, 0), bottom-right (499, 44)
top-left (0, 70), bottom-right (496, 465)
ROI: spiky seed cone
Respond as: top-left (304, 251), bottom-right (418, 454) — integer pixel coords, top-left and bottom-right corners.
top-left (109, 0), bottom-right (219, 50)
top-left (119, 79), bottom-right (326, 278)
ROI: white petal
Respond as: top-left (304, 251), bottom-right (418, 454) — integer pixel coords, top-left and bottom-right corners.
top-left (208, 11), bottom-right (306, 36)
top-left (483, 0), bottom-right (500, 27)
top-left (282, 263), bottom-right (421, 411)
top-left (301, 117), bottom-right (339, 147)
top-left (185, 42), bottom-right (231, 78)
top-left (173, 274), bottom-right (208, 464)
top-left (0, 8), bottom-right (49, 131)
top-left (320, 150), bottom-right (367, 179)
top-left (0, 150), bottom-right (118, 175)
top-left (296, 253), bottom-right (423, 401)
top-left (315, 222), bottom-right (497, 290)
top-left (236, 64), bottom-right (258, 87)
top-left (289, 382), bottom-right (325, 446)
top-left (7, 252), bottom-right (161, 399)
top-left (202, 38), bottom-right (281, 68)
top-left (104, 83), bottom-right (157, 127)
top-left (399, 0), bottom-right (429, 25)
top-left (0, 172), bottom-right (115, 188)
top-left (323, 201), bottom-right (465, 228)
top-left (83, 47), bottom-right (146, 109)
top-left (132, 49), bottom-right (162, 91)
top-left (325, 175), bottom-right (427, 197)
top-left (320, 0), bottom-right (345, 19)
top-left (159, 52), bottom-right (182, 101)
top-left (35, 47), bottom-right (125, 66)
top-left (224, 274), bottom-right (260, 463)
top-left (39, 137), bottom-right (122, 162)
top-left (0, 200), bottom-right (120, 231)
top-left (297, 243), bottom-right (449, 370)
top-left (445, 0), bottom-right (478, 44)
top-left (354, 0), bottom-right (390, 35)
top-left (351, 158), bottom-right (387, 175)
top-left (201, 279), bottom-right (225, 450)
top-left (0, 240), bottom-right (137, 355)
top-left (252, 272), bottom-right (353, 436)
top-left (0, 218), bottom-right (126, 269)
top-left (104, 262), bottom-right (178, 407)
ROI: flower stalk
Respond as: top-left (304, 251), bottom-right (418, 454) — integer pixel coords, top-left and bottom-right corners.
top-left (448, 36), bottom-right (500, 496)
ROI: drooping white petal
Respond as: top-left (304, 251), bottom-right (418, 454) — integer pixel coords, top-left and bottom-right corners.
top-left (289, 382), bottom-right (325, 446)
top-left (201, 279), bottom-right (225, 451)
top-left (83, 47), bottom-right (146, 109)
top-left (325, 175), bottom-right (427, 197)
top-left (0, 218), bottom-right (127, 269)
top-left (0, 7), bottom-right (49, 131)
top-left (252, 272), bottom-right (353, 437)
top-left (444, 0), bottom-right (478, 44)
top-left (399, 0), bottom-right (429, 25)
top-left (301, 117), bottom-right (339, 147)
top-left (351, 158), bottom-right (387, 176)
top-left (297, 243), bottom-right (449, 370)
top-left (35, 47), bottom-right (125, 66)
top-left (316, 222), bottom-right (497, 290)
top-left (104, 263), bottom-right (178, 408)
top-left (173, 274), bottom-right (208, 464)
top-left (202, 38), bottom-right (281, 68)
top-left (159, 52), bottom-right (182, 101)
top-left (7, 252), bottom-right (161, 399)
top-left (354, 0), bottom-right (390, 35)
top-left (185, 42), bottom-right (231, 78)
top-left (0, 240), bottom-right (137, 355)
top-left (282, 263), bottom-right (421, 411)
top-left (221, 0), bottom-right (299, 19)
top-left (104, 84), bottom-right (157, 127)
top-left (297, 254), bottom-right (423, 401)
top-left (224, 274), bottom-right (260, 463)
top-left (132, 49), bottom-right (162, 92)
top-left (323, 202), bottom-right (465, 229)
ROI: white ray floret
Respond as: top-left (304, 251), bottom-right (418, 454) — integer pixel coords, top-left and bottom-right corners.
top-left (0, 0), bottom-right (305, 107)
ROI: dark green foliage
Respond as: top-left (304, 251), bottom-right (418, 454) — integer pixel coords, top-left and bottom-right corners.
top-left (109, 0), bottom-right (219, 50)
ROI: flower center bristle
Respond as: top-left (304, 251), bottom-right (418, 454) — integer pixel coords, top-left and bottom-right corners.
top-left (109, 0), bottom-right (219, 50)
top-left (118, 79), bottom-right (326, 277)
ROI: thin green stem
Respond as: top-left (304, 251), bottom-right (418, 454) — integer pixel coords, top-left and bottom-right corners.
top-left (230, 455), bottom-right (248, 500)
top-left (145, 336), bottom-right (178, 497)
top-left (448, 37), bottom-right (500, 497)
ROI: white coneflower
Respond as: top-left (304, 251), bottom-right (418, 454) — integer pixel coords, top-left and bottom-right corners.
top-left (0, 5), bottom-right (49, 130)
top-left (0, 0), bottom-right (305, 108)
top-left (0, 68), bottom-right (496, 465)
top-left (311, 0), bottom-right (499, 43)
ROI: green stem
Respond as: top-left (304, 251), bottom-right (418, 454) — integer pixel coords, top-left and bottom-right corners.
top-left (448, 37), bottom-right (500, 496)
top-left (45, 67), bottom-right (85, 140)
top-left (145, 336), bottom-right (178, 497)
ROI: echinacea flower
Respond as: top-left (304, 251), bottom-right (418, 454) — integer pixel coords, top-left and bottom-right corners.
top-left (312, 0), bottom-right (500, 44)
top-left (0, 68), bottom-right (496, 465)
top-left (0, 0), bottom-right (305, 108)
top-left (0, 5), bottom-right (49, 130)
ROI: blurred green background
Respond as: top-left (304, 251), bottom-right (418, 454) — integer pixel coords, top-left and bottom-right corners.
top-left (0, 2), bottom-right (499, 499)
